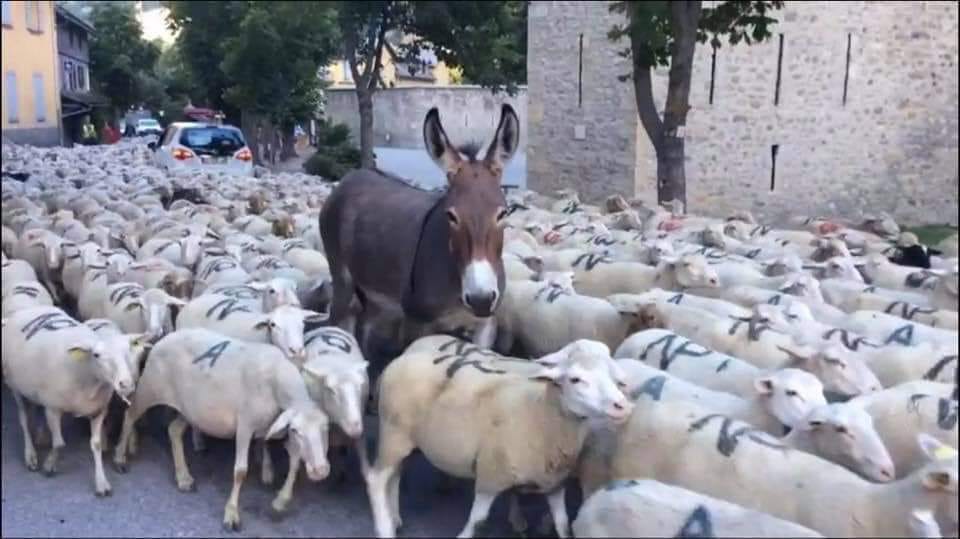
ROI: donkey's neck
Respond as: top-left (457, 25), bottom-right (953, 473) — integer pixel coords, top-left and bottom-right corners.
top-left (402, 195), bottom-right (462, 322)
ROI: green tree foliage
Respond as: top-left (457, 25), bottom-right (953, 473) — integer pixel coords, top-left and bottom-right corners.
top-left (337, 1), bottom-right (527, 168)
top-left (608, 1), bottom-right (782, 206)
top-left (166, 1), bottom-right (246, 121)
top-left (220, 2), bottom-right (339, 131)
top-left (88, 2), bottom-right (162, 112)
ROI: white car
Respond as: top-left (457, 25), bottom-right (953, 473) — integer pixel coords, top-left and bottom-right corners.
top-left (151, 122), bottom-right (254, 176)
top-left (134, 118), bottom-right (163, 137)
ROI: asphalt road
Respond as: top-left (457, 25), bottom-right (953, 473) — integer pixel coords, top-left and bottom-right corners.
top-left (1, 386), bottom-right (568, 538)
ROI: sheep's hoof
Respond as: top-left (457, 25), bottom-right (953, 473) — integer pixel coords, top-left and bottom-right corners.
top-left (222, 511), bottom-right (241, 532)
top-left (113, 458), bottom-right (128, 474)
top-left (94, 484), bottom-right (113, 497)
top-left (270, 497), bottom-right (290, 517)
top-left (42, 455), bottom-right (59, 476)
top-left (176, 477), bottom-right (196, 493)
top-left (25, 452), bottom-right (40, 472)
top-left (260, 468), bottom-right (275, 486)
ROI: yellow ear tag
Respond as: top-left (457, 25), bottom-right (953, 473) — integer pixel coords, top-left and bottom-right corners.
top-left (68, 348), bottom-right (88, 361)
top-left (934, 445), bottom-right (958, 461)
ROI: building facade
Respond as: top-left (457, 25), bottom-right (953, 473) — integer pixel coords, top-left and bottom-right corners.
top-left (527, 1), bottom-right (959, 226)
top-left (1, 0), bottom-right (61, 146)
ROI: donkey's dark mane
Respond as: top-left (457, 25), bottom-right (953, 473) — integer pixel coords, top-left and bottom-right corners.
top-left (457, 141), bottom-right (484, 163)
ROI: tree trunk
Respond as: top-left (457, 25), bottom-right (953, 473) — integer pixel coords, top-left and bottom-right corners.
top-left (658, 1), bottom-right (702, 210)
top-left (240, 110), bottom-right (262, 166)
top-left (280, 125), bottom-right (297, 160)
top-left (357, 89), bottom-right (376, 169)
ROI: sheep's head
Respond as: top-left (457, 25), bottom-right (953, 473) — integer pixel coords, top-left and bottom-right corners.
top-left (914, 434), bottom-right (959, 534)
top-left (253, 306), bottom-right (328, 364)
top-left (68, 338), bottom-right (136, 401)
top-left (661, 254), bottom-right (719, 288)
top-left (764, 254), bottom-right (803, 277)
top-left (271, 215), bottom-right (296, 238)
top-left (700, 224), bottom-right (726, 248)
top-left (778, 274), bottom-right (824, 302)
top-left (820, 256), bottom-right (864, 282)
top-left (753, 368), bottom-right (827, 428)
top-left (607, 295), bottom-right (665, 333)
top-left (778, 343), bottom-right (882, 399)
top-left (248, 278), bottom-right (301, 311)
top-left (798, 402), bottom-right (894, 483)
top-left (532, 339), bottom-right (632, 424)
top-left (158, 269), bottom-right (196, 299)
top-left (302, 350), bottom-right (368, 439)
top-left (266, 404), bottom-right (330, 482)
top-left (541, 271), bottom-right (576, 294)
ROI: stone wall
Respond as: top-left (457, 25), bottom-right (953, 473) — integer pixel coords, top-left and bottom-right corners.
top-left (323, 86), bottom-right (528, 151)
top-left (527, 1), bottom-right (959, 226)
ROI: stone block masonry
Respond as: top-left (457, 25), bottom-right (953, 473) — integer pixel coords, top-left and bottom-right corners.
top-left (527, 1), bottom-right (958, 226)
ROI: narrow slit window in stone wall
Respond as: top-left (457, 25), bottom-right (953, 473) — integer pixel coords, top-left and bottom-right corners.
top-left (770, 144), bottom-right (780, 191)
top-left (578, 33), bottom-right (584, 108)
top-left (842, 33), bottom-right (852, 105)
top-left (774, 34), bottom-right (784, 105)
top-left (709, 43), bottom-right (718, 105)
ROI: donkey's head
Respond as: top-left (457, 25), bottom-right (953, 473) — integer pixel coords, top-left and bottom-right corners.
top-left (424, 104), bottom-right (520, 317)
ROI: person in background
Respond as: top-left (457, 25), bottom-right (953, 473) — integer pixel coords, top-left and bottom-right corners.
top-left (889, 231), bottom-right (942, 269)
top-left (102, 121), bottom-right (119, 144)
top-left (80, 116), bottom-right (97, 145)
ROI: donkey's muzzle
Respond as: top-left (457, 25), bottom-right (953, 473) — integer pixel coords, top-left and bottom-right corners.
top-left (464, 290), bottom-right (498, 317)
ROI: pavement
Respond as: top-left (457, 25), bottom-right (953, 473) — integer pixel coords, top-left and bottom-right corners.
top-left (0, 385), bottom-right (568, 538)
top-left (272, 146), bottom-right (528, 189)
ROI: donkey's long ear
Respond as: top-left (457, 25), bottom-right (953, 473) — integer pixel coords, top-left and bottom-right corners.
top-left (484, 104), bottom-right (520, 173)
top-left (423, 107), bottom-right (461, 177)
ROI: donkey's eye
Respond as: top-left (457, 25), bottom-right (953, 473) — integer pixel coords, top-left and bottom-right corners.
top-left (496, 209), bottom-right (508, 222)
top-left (446, 209), bottom-right (460, 226)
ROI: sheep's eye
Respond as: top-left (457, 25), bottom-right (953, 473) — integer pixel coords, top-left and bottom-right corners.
top-left (569, 377), bottom-right (582, 384)
top-left (835, 426), bottom-right (849, 435)
top-left (786, 390), bottom-right (798, 397)
top-left (616, 380), bottom-right (627, 389)
top-left (269, 321), bottom-right (277, 329)
top-left (269, 289), bottom-right (276, 295)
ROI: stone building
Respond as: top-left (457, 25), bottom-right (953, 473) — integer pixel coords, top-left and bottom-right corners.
top-left (526, 1), bottom-right (959, 225)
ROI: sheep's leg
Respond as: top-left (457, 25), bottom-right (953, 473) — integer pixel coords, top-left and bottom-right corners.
top-left (41, 407), bottom-right (64, 476)
top-left (191, 426), bottom-right (207, 453)
top-left (223, 426), bottom-right (252, 532)
top-left (366, 426), bottom-right (414, 537)
top-left (545, 487), bottom-right (570, 539)
top-left (260, 440), bottom-right (275, 486)
top-left (472, 317), bottom-right (497, 350)
top-left (355, 436), bottom-right (371, 480)
top-left (31, 402), bottom-right (51, 448)
top-left (507, 495), bottom-right (529, 535)
top-left (11, 391), bottom-right (39, 471)
top-left (271, 438), bottom-right (300, 514)
top-left (387, 469), bottom-right (402, 531)
top-left (113, 394), bottom-right (153, 472)
top-left (168, 415), bottom-right (195, 492)
top-left (89, 408), bottom-right (112, 497)
top-left (456, 490), bottom-right (498, 538)
top-left (366, 464), bottom-right (399, 538)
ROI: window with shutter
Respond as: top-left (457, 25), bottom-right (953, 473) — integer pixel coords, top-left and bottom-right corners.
top-left (1, 1), bottom-right (12, 27)
top-left (6, 71), bottom-right (18, 123)
top-left (33, 73), bottom-right (46, 122)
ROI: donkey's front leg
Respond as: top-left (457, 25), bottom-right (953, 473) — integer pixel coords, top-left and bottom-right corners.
top-left (472, 317), bottom-right (497, 350)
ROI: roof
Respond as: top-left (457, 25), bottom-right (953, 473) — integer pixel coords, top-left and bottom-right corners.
top-left (61, 89), bottom-right (109, 106)
top-left (55, 4), bottom-right (95, 34)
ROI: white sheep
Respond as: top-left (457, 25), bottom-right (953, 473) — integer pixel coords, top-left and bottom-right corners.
top-left (112, 328), bottom-right (331, 530)
top-left (495, 273), bottom-right (635, 356)
top-left (1, 279), bottom-right (55, 316)
top-left (1, 306), bottom-right (136, 495)
top-left (590, 393), bottom-right (959, 537)
top-left (101, 284), bottom-right (185, 339)
top-left (572, 479), bottom-right (823, 538)
top-left (822, 278), bottom-right (934, 311)
top-left (849, 381), bottom-right (958, 477)
top-left (367, 339), bottom-right (632, 538)
top-left (860, 254), bottom-right (943, 291)
top-left (571, 254), bottom-right (720, 298)
top-left (842, 310), bottom-right (959, 349)
top-left (175, 294), bottom-right (325, 363)
top-left (611, 299), bottom-right (882, 398)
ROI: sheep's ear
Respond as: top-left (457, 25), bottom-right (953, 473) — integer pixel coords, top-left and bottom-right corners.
top-left (521, 256), bottom-right (544, 275)
top-left (265, 409), bottom-right (296, 439)
top-left (67, 346), bottom-right (92, 361)
top-left (922, 470), bottom-right (954, 491)
top-left (253, 319), bottom-right (271, 331)
top-left (302, 310), bottom-right (329, 324)
top-left (129, 333), bottom-right (154, 350)
top-left (605, 295), bottom-right (636, 315)
top-left (124, 300), bottom-right (143, 312)
top-left (753, 376), bottom-right (775, 395)
top-left (301, 363), bottom-right (328, 384)
top-left (529, 364), bottom-right (563, 386)
top-left (536, 349), bottom-right (568, 367)
top-left (167, 296), bottom-right (187, 308)
top-left (247, 281), bottom-right (267, 291)
top-left (918, 433), bottom-right (957, 462)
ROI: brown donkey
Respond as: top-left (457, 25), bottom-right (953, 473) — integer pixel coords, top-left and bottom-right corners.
top-left (319, 104), bottom-right (520, 353)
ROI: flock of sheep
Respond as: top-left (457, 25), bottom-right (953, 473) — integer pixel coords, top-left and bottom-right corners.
top-left (1, 138), bottom-right (958, 538)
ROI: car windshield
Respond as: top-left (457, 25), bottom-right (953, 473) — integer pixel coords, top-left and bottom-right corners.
top-left (139, 119), bottom-right (160, 127)
top-left (179, 127), bottom-right (245, 157)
